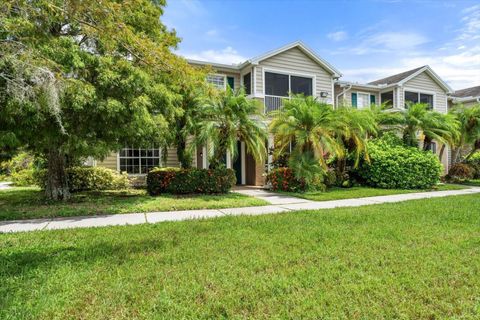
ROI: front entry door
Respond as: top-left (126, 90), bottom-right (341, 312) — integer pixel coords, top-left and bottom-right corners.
top-left (232, 141), bottom-right (242, 184)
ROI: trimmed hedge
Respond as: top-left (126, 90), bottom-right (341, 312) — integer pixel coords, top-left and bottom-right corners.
top-left (36, 166), bottom-right (130, 192)
top-left (147, 167), bottom-right (236, 195)
top-left (266, 167), bottom-right (306, 192)
top-left (357, 137), bottom-right (442, 189)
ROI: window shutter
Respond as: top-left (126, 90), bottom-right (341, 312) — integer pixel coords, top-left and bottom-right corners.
top-left (227, 77), bottom-right (234, 90)
top-left (351, 93), bottom-right (357, 108)
top-left (370, 94), bottom-right (376, 105)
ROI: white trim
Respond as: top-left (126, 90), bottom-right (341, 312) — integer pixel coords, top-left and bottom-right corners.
top-left (226, 151), bottom-right (232, 169)
top-left (202, 145), bottom-right (207, 169)
top-left (399, 66), bottom-right (453, 93)
top-left (116, 153), bottom-right (120, 171)
top-left (187, 59), bottom-right (240, 71)
top-left (206, 73), bottom-right (227, 90)
top-left (267, 135), bottom-right (274, 171)
top-left (248, 41), bottom-right (342, 77)
top-left (241, 142), bottom-right (246, 185)
top-left (354, 91), bottom-right (372, 109)
top-left (331, 77), bottom-right (335, 106)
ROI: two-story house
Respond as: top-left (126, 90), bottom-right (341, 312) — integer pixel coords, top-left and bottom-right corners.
top-left (95, 41), bottom-right (455, 185)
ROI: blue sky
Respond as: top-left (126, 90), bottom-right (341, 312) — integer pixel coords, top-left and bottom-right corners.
top-left (163, 0), bottom-right (480, 89)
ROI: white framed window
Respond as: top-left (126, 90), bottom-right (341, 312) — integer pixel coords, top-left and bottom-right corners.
top-left (119, 148), bottom-right (161, 174)
top-left (357, 92), bottom-right (370, 108)
top-left (206, 74), bottom-right (226, 89)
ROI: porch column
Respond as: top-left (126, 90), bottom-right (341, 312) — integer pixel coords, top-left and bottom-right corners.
top-left (202, 145), bottom-right (208, 169)
top-left (226, 150), bottom-right (232, 169)
top-left (267, 134), bottom-right (274, 171)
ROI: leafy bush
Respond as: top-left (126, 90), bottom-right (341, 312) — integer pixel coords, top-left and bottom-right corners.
top-left (11, 168), bottom-right (37, 186)
top-left (465, 152), bottom-right (480, 178)
top-left (446, 163), bottom-right (475, 182)
top-left (0, 152), bottom-right (34, 175)
top-left (36, 166), bottom-right (130, 192)
top-left (1, 152), bottom-right (40, 186)
top-left (266, 167), bottom-right (307, 192)
top-left (357, 136), bottom-right (442, 189)
top-left (147, 167), bottom-right (236, 195)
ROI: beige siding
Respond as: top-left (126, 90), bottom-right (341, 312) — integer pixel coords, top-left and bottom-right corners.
top-left (403, 72), bottom-right (448, 113)
top-left (254, 66), bottom-right (263, 95)
top-left (97, 153), bottom-right (117, 170)
top-left (256, 47), bottom-right (334, 104)
top-left (336, 86), bottom-right (380, 107)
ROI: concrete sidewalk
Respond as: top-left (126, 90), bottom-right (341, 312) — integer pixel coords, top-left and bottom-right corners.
top-left (1, 187), bottom-right (480, 233)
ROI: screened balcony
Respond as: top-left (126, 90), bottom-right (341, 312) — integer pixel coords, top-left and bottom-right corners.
top-left (264, 71), bottom-right (313, 113)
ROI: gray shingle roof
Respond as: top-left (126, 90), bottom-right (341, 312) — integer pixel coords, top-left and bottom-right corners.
top-left (368, 66), bottom-right (426, 85)
top-left (452, 85), bottom-right (480, 98)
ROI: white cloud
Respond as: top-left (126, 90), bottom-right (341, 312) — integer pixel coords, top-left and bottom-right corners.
top-left (351, 31), bottom-right (429, 55)
top-left (458, 5), bottom-right (480, 41)
top-left (327, 31), bottom-right (348, 42)
top-left (205, 29), bottom-right (218, 37)
top-left (183, 47), bottom-right (247, 64)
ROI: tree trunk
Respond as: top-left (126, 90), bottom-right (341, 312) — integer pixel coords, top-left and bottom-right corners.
top-left (439, 144), bottom-right (446, 161)
top-left (176, 136), bottom-right (192, 169)
top-left (45, 148), bottom-right (70, 201)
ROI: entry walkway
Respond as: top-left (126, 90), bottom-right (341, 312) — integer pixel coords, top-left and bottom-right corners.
top-left (1, 186), bottom-right (479, 233)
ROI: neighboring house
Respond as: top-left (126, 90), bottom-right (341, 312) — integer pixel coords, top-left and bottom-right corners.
top-left (96, 41), bottom-right (455, 184)
top-left (449, 85), bottom-right (480, 109)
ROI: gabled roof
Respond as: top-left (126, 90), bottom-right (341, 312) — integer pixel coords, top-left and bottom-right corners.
top-left (187, 41), bottom-right (342, 78)
top-left (368, 66), bottom-right (425, 85)
top-left (452, 85), bottom-right (480, 98)
top-left (242, 41), bottom-right (342, 77)
top-left (368, 65), bottom-right (453, 93)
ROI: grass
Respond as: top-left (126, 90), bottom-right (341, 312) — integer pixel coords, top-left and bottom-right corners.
top-left (281, 184), bottom-right (466, 201)
top-left (460, 179), bottom-right (480, 187)
top-left (0, 187), bottom-right (268, 221)
top-left (1, 194), bottom-right (480, 319)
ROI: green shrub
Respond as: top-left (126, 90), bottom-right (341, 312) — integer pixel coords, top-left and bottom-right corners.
top-left (357, 136), bottom-right (442, 189)
top-left (11, 168), bottom-right (37, 186)
top-left (465, 152), bottom-right (480, 178)
top-left (147, 167), bottom-right (236, 195)
top-left (36, 166), bottom-right (130, 192)
top-left (266, 167), bottom-right (307, 192)
top-left (446, 163), bottom-right (475, 182)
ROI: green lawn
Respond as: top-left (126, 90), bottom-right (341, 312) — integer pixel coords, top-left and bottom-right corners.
top-left (461, 179), bottom-right (480, 187)
top-left (0, 187), bottom-right (268, 221)
top-left (282, 184), bottom-right (466, 201)
top-left (1, 195), bottom-right (479, 319)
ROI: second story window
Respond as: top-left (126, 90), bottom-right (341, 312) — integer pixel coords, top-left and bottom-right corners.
top-left (265, 72), bottom-right (313, 97)
top-left (206, 74), bottom-right (226, 90)
top-left (405, 91), bottom-right (433, 109)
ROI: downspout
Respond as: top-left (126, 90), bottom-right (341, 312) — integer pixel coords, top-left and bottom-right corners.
top-left (336, 84), bottom-right (352, 108)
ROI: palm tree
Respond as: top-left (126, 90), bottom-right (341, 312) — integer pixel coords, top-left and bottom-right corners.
top-left (194, 87), bottom-right (267, 169)
top-left (450, 104), bottom-right (480, 162)
top-left (401, 103), bottom-right (459, 157)
top-left (335, 106), bottom-right (377, 173)
top-left (269, 95), bottom-right (343, 184)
